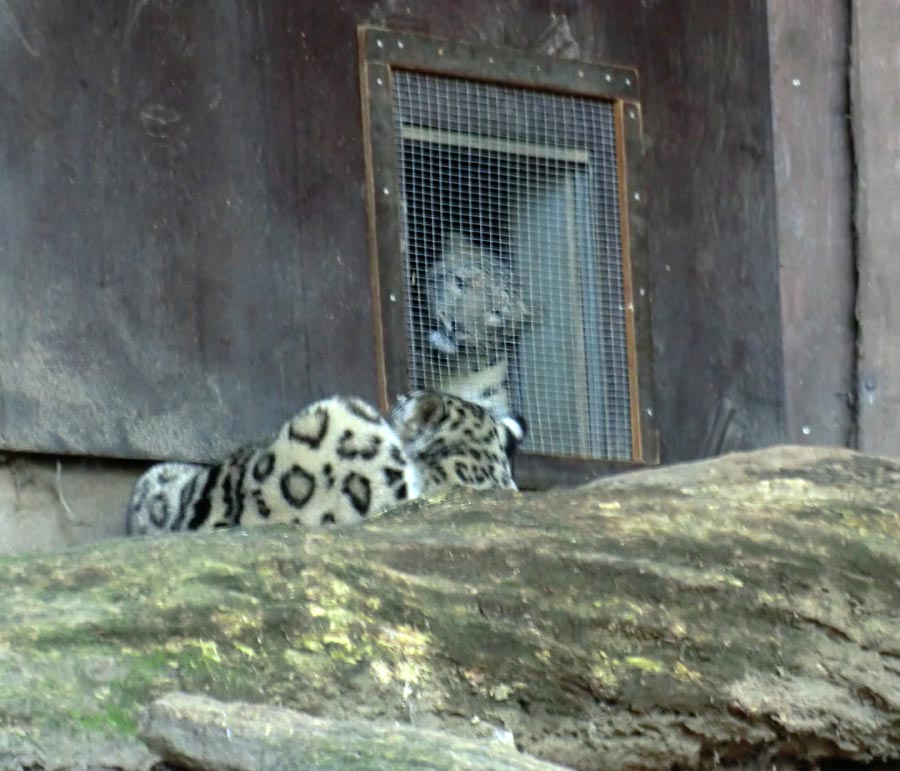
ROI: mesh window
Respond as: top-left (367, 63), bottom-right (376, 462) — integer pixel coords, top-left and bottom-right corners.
top-left (392, 71), bottom-right (632, 461)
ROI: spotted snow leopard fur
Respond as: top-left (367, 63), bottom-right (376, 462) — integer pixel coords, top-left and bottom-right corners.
top-left (126, 390), bottom-right (526, 535)
top-left (427, 358), bottom-right (512, 416)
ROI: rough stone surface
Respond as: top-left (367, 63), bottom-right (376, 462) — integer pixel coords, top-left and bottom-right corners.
top-left (0, 445), bottom-right (897, 771)
top-left (141, 691), bottom-right (568, 770)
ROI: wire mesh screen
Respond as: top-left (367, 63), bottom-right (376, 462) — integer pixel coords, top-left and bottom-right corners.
top-left (392, 71), bottom-right (633, 461)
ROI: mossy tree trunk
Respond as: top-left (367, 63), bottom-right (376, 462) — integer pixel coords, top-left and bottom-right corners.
top-left (0, 446), bottom-right (898, 770)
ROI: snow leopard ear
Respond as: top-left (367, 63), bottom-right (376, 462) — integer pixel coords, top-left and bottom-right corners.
top-left (410, 391), bottom-right (448, 430)
top-left (390, 390), bottom-right (448, 438)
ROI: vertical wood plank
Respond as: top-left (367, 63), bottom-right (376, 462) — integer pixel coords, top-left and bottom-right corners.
top-left (768, 0), bottom-right (854, 447)
top-left (852, 0), bottom-right (900, 455)
top-left (632, 0), bottom-right (787, 461)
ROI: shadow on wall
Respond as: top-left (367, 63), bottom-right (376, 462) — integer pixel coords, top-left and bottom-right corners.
top-left (0, 454), bottom-right (143, 555)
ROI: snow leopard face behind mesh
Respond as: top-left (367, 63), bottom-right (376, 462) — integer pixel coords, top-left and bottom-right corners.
top-left (425, 232), bottom-right (532, 365)
top-left (126, 390), bottom-right (526, 536)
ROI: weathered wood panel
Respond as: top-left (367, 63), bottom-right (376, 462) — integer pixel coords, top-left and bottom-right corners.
top-left (768, 0), bottom-right (854, 447)
top-left (0, 1), bottom-right (377, 461)
top-left (0, 0), bottom-right (788, 467)
top-left (626, 0), bottom-right (787, 461)
top-left (852, 0), bottom-right (900, 457)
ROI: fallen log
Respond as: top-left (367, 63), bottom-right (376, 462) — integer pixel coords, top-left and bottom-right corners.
top-left (0, 445), bottom-right (897, 770)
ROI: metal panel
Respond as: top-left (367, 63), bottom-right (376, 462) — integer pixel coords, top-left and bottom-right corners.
top-left (359, 27), bottom-right (639, 102)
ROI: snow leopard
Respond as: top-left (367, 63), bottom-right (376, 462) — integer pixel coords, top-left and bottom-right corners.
top-left (426, 357), bottom-right (512, 416)
top-left (423, 232), bottom-right (532, 413)
top-left (126, 390), bottom-right (526, 535)
top-left (426, 231), bottom-right (532, 362)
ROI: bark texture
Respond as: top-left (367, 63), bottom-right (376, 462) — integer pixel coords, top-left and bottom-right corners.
top-left (0, 446), bottom-right (898, 770)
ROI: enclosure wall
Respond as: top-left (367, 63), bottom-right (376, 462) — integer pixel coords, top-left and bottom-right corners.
top-left (0, 0), bottom-right (787, 466)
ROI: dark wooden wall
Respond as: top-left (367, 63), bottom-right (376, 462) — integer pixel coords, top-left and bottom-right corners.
top-left (0, 1), bottom-right (378, 460)
top-left (627, 1), bottom-right (787, 460)
top-left (0, 0), bottom-right (795, 465)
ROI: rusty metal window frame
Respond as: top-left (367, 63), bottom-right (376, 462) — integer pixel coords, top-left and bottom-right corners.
top-left (358, 25), bottom-right (658, 487)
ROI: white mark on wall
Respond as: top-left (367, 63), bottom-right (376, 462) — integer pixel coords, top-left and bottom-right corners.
top-left (532, 13), bottom-right (581, 60)
top-left (139, 103), bottom-right (182, 140)
top-left (123, 0), bottom-right (151, 44)
top-left (0, 1), bottom-right (39, 57)
top-left (136, 102), bottom-right (190, 155)
top-left (207, 83), bottom-right (223, 111)
top-left (55, 460), bottom-right (81, 525)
